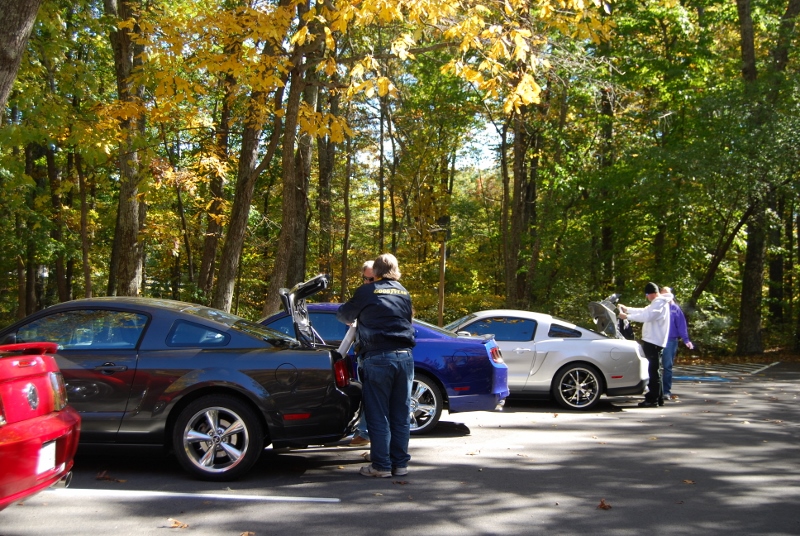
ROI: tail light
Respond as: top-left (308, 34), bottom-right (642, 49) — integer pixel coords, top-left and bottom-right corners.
top-left (50, 371), bottom-right (68, 411)
top-left (490, 346), bottom-right (504, 364)
top-left (333, 358), bottom-right (350, 388)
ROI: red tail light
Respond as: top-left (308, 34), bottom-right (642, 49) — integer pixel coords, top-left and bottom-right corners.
top-left (490, 346), bottom-right (504, 364)
top-left (333, 358), bottom-right (349, 388)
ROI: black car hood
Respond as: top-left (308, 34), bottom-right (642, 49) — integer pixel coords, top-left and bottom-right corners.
top-left (278, 274), bottom-right (330, 347)
top-left (588, 299), bottom-right (624, 339)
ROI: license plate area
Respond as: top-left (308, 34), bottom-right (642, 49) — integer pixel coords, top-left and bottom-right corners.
top-left (37, 441), bottom-right (56, 474)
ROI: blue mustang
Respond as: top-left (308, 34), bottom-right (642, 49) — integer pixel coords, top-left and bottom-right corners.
top-left (261, 287), bottom-right (508, 434)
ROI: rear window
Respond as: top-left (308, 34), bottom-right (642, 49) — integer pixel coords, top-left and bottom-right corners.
top-left (461, 317), bottom-right (537, 342)
top-left (167, 321), bottom-right (229, 347)
top-left (548, 323), bottom-right (582, 338)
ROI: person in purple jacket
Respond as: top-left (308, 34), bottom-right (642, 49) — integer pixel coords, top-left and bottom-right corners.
top-left (659, 286), bottom-right (694, 401)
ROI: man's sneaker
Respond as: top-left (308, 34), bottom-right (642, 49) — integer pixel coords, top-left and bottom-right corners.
top-left (360, 465), bottom-right (391, 478)
top-left (392, 467), bottom-right (408, 477)
top-left (349, 435), bottom-right (370, 447)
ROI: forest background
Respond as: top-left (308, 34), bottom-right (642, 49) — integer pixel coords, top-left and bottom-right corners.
top-left (1, 0), bottom-right (799, 357)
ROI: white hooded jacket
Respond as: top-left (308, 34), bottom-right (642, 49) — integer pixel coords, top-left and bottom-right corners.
top-left (625, 291), bottom-right (673, 347)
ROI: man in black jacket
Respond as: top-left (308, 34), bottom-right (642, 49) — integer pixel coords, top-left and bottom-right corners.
top-left (337, 253), bottom-right (415, 478)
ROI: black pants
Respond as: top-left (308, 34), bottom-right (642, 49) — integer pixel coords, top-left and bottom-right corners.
top-left (641, 340), bottom-right (664, 403)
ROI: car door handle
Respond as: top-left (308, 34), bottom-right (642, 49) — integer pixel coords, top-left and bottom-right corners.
top-left (94, 362), bottom-right (128, 373)
top-left (513, 348), bottom-right (532, 353)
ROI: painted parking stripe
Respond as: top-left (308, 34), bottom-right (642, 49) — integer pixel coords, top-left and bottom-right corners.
top-left (673, 375), bottom-right (731, 382)
top-left (45, 488), bottom-right (340, 503)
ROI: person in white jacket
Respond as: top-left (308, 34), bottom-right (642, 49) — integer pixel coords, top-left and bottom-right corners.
top-left (618, 282), bottom-right (672, 407)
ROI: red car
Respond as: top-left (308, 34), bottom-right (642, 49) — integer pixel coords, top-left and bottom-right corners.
top-left (0, 342), bottom-right (80, 511)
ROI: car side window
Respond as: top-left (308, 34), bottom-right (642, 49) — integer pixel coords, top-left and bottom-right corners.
top-left (308, 312), bottom-right (348, 341)
top-left (15, 310), bottom-right (147, 349)
top-left (265, 316), bottom-right (294, 336)
top-left (464, 317), bottom-right (537, 341)
top-left (548, 324), bottom-right (582, 338)
top-left (167, 320), bottom-right (229, 347)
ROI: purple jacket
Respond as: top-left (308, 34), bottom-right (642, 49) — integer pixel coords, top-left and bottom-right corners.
top-left (668, 302), bottom-right (691, 343)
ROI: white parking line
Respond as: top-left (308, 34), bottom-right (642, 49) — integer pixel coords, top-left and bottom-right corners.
top-left (45, 488), bottom-right (340, 503)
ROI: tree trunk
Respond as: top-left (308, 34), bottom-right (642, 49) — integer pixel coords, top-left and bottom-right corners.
top-left (340, 135), bottom-right (353, 300)
top-left (0, 0), bottom-right (43, 109)
top-left (76, 154), bottom-right (92, 297)
top-left (737, 213), bottom-right (766, 354)
top-left (211, 119), bottom-right (262, 311)
top-left (262, 64), bottom-right (306, 316)
top-left (499, 122), bottom-right (512, 303)
top-left (317, 90), bottom-right (337, 301)
top-left (767, 193), bottom-right (784, 324)
top-left (105, 0), bottom-right (144, 296)
top-left (46, 146), bottom-right (69, 302)
top-left (198, 66), bottom-right (235, 302)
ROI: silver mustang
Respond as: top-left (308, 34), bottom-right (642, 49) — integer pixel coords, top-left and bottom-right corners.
top-left (444, 299), bottom-right (648, 410)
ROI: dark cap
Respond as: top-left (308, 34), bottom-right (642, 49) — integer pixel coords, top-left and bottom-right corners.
top-left (644, 282), bottom-right (659, 295)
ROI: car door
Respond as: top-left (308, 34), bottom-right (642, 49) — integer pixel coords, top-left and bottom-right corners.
top-left (10, 309), bottom-right (145, 441)
top-left (459, 316), bottom-right (538, 392)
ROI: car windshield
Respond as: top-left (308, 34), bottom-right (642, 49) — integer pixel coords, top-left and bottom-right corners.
top-left (443, 314), bottom-right (476, 332)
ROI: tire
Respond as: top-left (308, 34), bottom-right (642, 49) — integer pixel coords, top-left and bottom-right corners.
top-left (551, 364), bottom-right (604, 410)
top-left (172, 394), bottom-right (265, 481)
top-left (410, 374), bottom-right (443, 435)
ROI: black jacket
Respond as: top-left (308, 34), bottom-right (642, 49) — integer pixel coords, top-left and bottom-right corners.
top-left (336, 279), bottom-right (415, 354)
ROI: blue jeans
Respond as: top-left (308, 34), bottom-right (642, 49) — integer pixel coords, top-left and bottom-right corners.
top-left (361, 349), bottom-right (414, 471)
top-left (662, 338), bottom-right (678, 396)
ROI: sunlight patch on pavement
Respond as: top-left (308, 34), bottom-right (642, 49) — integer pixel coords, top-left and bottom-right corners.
top-left (45, 488), bottom-right (339, 503)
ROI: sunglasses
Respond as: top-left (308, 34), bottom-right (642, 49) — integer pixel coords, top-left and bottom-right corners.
top-left (362, 276), bottom-right (375, 282)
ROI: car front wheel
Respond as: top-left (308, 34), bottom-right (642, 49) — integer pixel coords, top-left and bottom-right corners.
top-left (172, 394), bottom-right (265, 481)
top-left (410, 374), bottom-right (442, 435)
top-left (551, 364), bottom-right (603, 410)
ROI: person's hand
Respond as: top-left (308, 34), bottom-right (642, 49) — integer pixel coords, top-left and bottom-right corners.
top-left (685, 341), bottom-right (694, 350)
top-left (618, 312), bottom-right (627, 320)
top-left (618, 304), bottom-right (627, 313)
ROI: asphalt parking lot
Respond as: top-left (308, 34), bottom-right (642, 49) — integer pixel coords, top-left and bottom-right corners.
top-left (2, 362), bottom-right (799, 536)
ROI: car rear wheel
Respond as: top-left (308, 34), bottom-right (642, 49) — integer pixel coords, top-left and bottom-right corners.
top-left (172, 394), bottom-right (265, 481)
top-left (410, 374), bottom-right (442, 435)
top-left (551, 364), bottom-right (603, 410)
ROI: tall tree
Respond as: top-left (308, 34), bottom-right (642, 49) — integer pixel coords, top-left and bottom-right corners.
top-left (0, 0), bottom-right (43, 109)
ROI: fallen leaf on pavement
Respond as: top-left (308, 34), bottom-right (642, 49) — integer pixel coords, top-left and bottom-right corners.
top-left (167, 518), bottom-right (189, 529)
top-left (597, 499), bottom-right (612, 510)
top-left (393, 480), bottom-right (408, 485)
top-left (648, 437), bottom-right (658, 440)
top-left (683, 480), bottom-right (696, 485)
top-left (241, 532), bottom-right (256, 536)
top-left (96, 470), bottom-right (126, 483)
